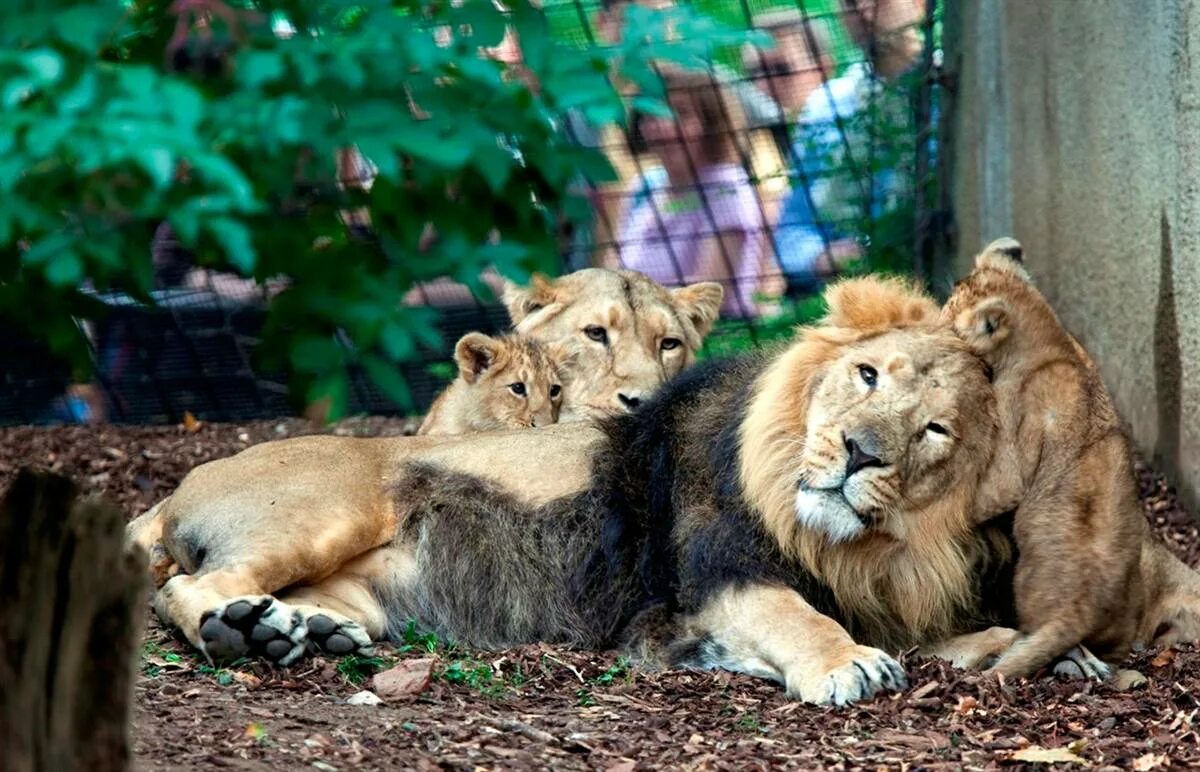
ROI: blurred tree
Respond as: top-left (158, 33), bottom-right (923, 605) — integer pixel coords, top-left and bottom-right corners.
top-left (0, 0), bottom-right (755, 418)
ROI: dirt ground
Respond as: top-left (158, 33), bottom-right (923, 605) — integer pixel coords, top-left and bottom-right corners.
top-left (4, 418), bottom-right (1200, 771)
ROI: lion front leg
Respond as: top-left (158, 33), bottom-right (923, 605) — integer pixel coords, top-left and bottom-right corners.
top-left (673, 584), bottom-right (907, 706)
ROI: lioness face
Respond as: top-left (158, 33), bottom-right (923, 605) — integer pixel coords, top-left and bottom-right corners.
top-left (796, 329), bottom-right (997, 543)
top-left (504, 269), bottom-right (723, 420)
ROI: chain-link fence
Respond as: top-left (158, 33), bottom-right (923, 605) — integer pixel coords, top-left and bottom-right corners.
top-left (1, 0), bottom-right (948, 426)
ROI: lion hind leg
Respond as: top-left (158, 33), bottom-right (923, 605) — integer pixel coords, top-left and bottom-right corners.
top-left (985, 619), bottom-right (1098, 679)
top-left (923, 626), bottom-right (1020, 669)
top-left (277, 552), bottom-right (394, 658)
top-left (154, 565), bottom-right (308, 664)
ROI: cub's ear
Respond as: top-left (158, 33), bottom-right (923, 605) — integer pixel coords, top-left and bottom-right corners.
top-left (976, 237), bottom-right (1033, 283)
top-left (502, 274), bottom-right (558, 327)
top-left (454, 332), bottom-right (502, 383)
top-left (671, 281), bottom-right (724, 341)
top-left (823, 276), bottom-right (938, 331)
top-left (954, 296), bottom-right (1013, 354)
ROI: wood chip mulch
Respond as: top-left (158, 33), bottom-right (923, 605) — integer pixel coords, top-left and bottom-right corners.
top-left (2, 418), bottom-right (1199, 771)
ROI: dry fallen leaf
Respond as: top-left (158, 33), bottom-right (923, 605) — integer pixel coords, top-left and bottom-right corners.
top-left (1009, 745), bottom-right (1091, 766)
top-left (233, 671), bottom-right (262, 687)
top-left (373, 658), bottom-right (435, 700)
top-left (1132, 753), bottom-right (1170, 771)
top-left (954, 695), bottom-right (978, 715)
top-left (182, 411), bottom-right (202, 432)
top-left (1151, 648), bottom-right (1177, 668)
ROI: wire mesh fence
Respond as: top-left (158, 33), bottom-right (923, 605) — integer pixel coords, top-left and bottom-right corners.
top-left (1, 0), bottom-right (948, 426)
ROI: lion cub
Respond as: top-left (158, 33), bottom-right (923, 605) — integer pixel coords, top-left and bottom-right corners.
top-left (417, 332), bottom-right (573, 435)
top-left (942, 238), bottom-right (1148, 678)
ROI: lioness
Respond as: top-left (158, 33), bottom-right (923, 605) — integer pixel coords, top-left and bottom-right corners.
top-left (501, 269), bottom-right (723, 419)
top-left (134, 276), bottom-right (1029, 705)
top-left (417, 333), bottom-right (572, 435)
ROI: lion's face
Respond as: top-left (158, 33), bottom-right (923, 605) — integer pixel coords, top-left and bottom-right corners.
top-left (504, 269), bottom-right (723, 420)
top-left (794, 329), bottom-right (998, 544)
top-left (452, 333), bottom-right (570, 431)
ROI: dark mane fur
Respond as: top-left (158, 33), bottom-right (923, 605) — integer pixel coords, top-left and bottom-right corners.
top-left (374, 356), bottom-right (1017, 654)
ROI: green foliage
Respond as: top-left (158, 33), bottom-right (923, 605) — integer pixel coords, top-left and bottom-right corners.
top-left (0, 0), bottom-right (754, 416)
top-left (336, 653), bottom-right (394, 685)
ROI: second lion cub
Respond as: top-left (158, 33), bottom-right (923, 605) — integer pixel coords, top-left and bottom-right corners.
top-left (418, 332), bottom-right (573, 435)
top-left (943, 237), bottom-right (1148, 678)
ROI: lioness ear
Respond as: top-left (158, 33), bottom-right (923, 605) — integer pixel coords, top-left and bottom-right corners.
top-left (956, 297), bottom-right (1013, 354)
top-left (823, 276), bottom-right (938, 330)
top-left (546, 342), bottom-right (579, 383)
top-left (502, 274), bottom-right (557, 327)
top-left (976, 237), bottom-right (1033, 283)
top-left (671, 282), bottom-right (724, 340)
top-left (454, 332), bottom-right (501, 384)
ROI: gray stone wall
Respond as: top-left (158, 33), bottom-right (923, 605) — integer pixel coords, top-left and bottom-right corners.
top-left (946, 0), bottom-right (1200, 509)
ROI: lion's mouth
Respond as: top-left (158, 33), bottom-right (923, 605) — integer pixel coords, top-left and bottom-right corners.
top-left (796, 481), bottom-right (877, 533)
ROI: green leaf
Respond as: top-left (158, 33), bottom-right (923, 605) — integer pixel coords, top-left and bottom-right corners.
top-left (239, 50), bottom-right (285, 89)
top-left (206, 217), bottom-right (256, 273)
top-left (25, 49), bottom-right (63, 84)
top-left (362, 353), bottom-right (412, 410)
top-left (136, 147), bottom-right (175, 189)
top-left (306, 371), bottom-right (350, 422)
top-left (379, 321), bottom-right (415, 361)
top-left (290, 335), bottom-right (344, 373)
top-left (45, 250), bottom-right (83, 286)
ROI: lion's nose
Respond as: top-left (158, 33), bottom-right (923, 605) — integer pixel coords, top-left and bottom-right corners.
top-left (617, 392), bottom-right (643, 410)
top-left (844, 433), bottom-right (884, 477)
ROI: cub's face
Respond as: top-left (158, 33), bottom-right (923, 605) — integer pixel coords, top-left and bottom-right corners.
top-left (454, 333), bottom-right (571, 431)
top-left (796, 329), bottom-right (998, 543)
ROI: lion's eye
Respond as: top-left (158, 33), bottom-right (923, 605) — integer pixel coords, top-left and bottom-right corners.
top-left (661, 337), bottom-right (682, 351)
top-left (549, 384), bottom-right (562, 399)
top-left (509, 382), bottom-right (527, 396)
top-left (926, 422), bottom-right (949, 435)
top-left (584, 326), bottom-right (608, 345)
top-left (858, 364), bottom-right (878, 387)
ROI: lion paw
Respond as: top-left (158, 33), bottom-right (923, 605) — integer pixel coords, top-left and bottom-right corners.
top-left (304, 611), bottom-right (375, 658)
top-left (1052, 645), bottom-right (1112, 681)
top-left (789, 646), bottom-right (908, 706)
top-left (199, 596), bottom-right (308, 665)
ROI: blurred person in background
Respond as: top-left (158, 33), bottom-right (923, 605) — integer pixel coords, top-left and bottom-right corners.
top-left (608, 66), bottom-right (782, 319)
top-left (770, 0), bottom-right (928, 293)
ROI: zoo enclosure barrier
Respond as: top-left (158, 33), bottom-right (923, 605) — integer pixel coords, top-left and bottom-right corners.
top-left (0, 0), bottom-right (951, 426)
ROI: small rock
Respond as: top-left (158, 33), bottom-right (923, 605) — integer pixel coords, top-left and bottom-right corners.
top-left (373, 658), bottom-right (435, 700)
top-left (345, 690), bottom-right (383, 706)
top-left (1113, 669), bottom-right (1148, 691)
top-left (312, 762), bottom-right (338, 772)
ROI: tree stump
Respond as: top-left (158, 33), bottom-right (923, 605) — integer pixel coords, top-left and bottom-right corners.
top-left (0, 470), bottom-right (148, 772)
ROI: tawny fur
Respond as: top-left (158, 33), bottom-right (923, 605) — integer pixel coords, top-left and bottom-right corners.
top-left (417, 333), bottom-right (571, 435)
top-left (128, 273), bottom-right (1200, 704)
top-left (941, 237), bottom-right (1149, 676)
top-left (739, 277), bottom-right (1003, 650)
top-left (503, 268), bottom-right (723, 419)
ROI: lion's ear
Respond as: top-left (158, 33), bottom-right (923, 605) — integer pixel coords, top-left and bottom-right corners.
top-left (502, 274), bottom-right (558, 327)
top-left (955, 297), bottom-right (1013, 354)
top-left (671, 281), bottom-right (724, 340)
top-left (454, 332), bottom-right (502, 383)
top-left (823, 276), bottom-right (938, 331)
top-left (976, 237), bottom-right (1033, 283)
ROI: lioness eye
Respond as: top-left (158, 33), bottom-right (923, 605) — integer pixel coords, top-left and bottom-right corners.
top-left (584, 326), bottom-right (608, 344)
top-left (926, 422), bottom-right (949, 435)
top-left (858, 364), bottom-right (878, 387)
top-left (661, 337), bottom-right (682, 351)
top-left (549, 384), bottom-right (562, 398)
top-left (509, 382), bottom-right (526, 396)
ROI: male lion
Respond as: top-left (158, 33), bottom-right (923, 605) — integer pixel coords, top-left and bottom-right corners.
top-left (417, 333), bottom-right (572, 435)
top-left (134, 276), bottom-right (1022, 705)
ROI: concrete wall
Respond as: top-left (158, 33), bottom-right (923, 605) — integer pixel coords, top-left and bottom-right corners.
top-left (946, 0), bottom-right (1200, 509)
